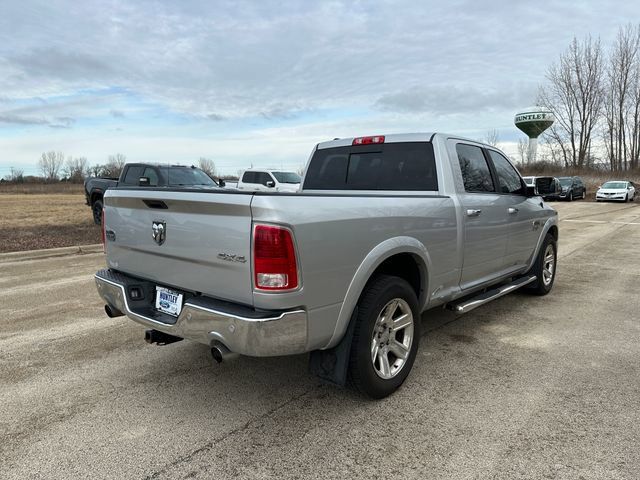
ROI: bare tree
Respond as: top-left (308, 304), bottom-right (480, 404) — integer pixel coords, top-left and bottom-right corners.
top-left (8, 167), bottom-right (24, 183)
top-left (517, 138), bottom-right (529, 164)
top-left (63, 157), bottom-right (89, 183)
top-left (484, 129), bottom-right (499, 147)
top-left (38, 151), bottom-right (64, 182)
top-left (198, 157), bottom-right (217, 177)
top-left (88, 163), bottom-right (104, 178)
top-left (103, 153), bottom-right (127, 178)
top-left (538, 36), bottom-right (605, 168)
top-left (602, 24), bottom-right (640, 171)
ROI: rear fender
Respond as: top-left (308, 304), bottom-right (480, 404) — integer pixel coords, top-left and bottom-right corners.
top-left (322, 236), bottom-right (431, 349)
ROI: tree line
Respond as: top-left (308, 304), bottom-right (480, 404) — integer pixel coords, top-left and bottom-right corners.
top-left (539, 24), bottom-right (640, 171)
top-left (3, 155), bottom-right (220, 184)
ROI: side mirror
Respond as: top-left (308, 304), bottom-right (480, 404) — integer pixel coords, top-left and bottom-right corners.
top-left (139, 177), bottom-right (150, 186)
top-left (266, 180), bottom-right (275, 188)
top-left (218, 178), bottom-right (226, 187)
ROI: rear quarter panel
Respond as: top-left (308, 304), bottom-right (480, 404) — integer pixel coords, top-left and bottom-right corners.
top-left (250, 193), bottom-right (459, 349)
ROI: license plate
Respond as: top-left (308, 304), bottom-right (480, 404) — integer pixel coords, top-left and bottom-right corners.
top-left (155, 286), bottom-right (183, 317)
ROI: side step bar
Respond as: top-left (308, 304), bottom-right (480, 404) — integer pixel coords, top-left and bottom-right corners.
top-left (446, 275), bottom-right (537, 314)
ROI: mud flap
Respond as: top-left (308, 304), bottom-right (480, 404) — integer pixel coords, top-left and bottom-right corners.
top-left (308, 307), bottom-right (357, 386)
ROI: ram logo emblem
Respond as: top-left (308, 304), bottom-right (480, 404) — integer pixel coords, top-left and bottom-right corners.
top-left (152, 221), bottom-right (166, 245)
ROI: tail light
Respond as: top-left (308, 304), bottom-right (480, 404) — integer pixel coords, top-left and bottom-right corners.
top-left (253, 224), bottom-right (298, 291)
top-left (101, 208), bottom-right (106, 253)
top-left (352, 135), bottom-right (385, 145)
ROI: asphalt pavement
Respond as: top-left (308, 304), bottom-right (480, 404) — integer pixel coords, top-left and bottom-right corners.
top-left (1, 201), bottom-right (639, 479)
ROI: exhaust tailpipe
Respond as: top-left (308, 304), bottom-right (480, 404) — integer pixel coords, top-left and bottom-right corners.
top-left (211, 343), bottom-right (238, 363)
top-left (104, 304), bottom-right (124, 318)
top-left (144, 329), bottom-right (183, 345)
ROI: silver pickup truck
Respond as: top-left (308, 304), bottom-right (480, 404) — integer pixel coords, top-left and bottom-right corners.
top-left (95, 133), bottom-right (559, 398)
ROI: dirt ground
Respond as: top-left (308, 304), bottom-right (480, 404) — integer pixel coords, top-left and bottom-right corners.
top-left (0, 194), bottom-right (100, 253)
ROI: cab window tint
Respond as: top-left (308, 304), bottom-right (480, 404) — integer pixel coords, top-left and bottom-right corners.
top-left (122, 165), bottom-right (145, 185)
top-left (488, 150), bottom-right (524, 194)
top-left (142, 167), bottom-right (159, 186)
top-left (242, 172), bottom-right (257, 183)
top-left (257, 172), bottom-right (273, 186)
top-left (304, 142), bottom-right (437, 191)
top-left (456, 144), bottom-right (494, 193)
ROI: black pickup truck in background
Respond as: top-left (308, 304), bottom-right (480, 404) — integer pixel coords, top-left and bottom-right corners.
top-left (84, 163), bottom-right (223, 224)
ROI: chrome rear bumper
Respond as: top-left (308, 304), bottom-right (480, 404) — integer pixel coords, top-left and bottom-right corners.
top-left (95, 269), bottom-right (308, 357)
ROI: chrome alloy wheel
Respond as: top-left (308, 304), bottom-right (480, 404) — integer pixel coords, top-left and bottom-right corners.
top-left (370, 298), bottom-right (414, 380)
top-left (542, 244), bottom-right (556, 286)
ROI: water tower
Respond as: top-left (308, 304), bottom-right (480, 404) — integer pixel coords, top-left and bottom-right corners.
top-left (514, 107), bottom-right (554, 163)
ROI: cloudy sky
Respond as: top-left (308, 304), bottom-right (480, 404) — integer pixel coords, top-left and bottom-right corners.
top-left (0, 0), bottom-right (638, 177)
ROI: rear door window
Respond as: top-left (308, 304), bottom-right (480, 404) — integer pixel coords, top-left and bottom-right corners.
top-left (257, 172), bottom-right (273, 186)
top-left (242, 172), bottom-right (257, 183)
top-left (487, 150), bottom-right (524, 194)
top-left (303, 142), bottom-right (438, 191)
top-left (456, 144), bottom-right (495, 193)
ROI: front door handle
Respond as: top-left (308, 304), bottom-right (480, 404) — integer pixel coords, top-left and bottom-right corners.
top-left (466, 209), bottom-right (482, 217)
top-left (508, 207), bottom-right (519, 214)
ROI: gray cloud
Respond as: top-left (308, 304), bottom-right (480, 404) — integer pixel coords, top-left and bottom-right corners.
top-left (8, 48), bottom-right (115, 82)
top-left (0, 114), bottom-right (48, 126)
top-left (110, 109), bottom-right (125, 118)
top-left (375, 84), bottom-right (538, 116)
top-left (49, 116), bottom-right (75, 129)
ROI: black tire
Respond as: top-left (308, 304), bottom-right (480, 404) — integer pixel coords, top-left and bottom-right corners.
top-left (348, 275), bottom-right (420, 399)
top-left (568, 191), bottom-right (573, 201)
top-left (625, 194), bottom-right (629, 203)
top-left (525, 233), bottom-right (557, 296)
top-left (92, 199), bottom-right (103, 225)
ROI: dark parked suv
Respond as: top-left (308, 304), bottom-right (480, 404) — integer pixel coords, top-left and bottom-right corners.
top-left (557, 176), bottom-right (586, 201)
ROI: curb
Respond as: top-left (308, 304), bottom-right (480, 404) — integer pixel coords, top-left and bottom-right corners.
top-left (0, 244), bottom-right (103, 263)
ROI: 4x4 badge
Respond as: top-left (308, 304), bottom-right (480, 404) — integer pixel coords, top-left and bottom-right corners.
top-left (152, 221), bottom-right (166, 245)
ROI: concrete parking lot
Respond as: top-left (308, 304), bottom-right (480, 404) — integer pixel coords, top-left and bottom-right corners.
top-left (1, 201), bottom-right (639, 479)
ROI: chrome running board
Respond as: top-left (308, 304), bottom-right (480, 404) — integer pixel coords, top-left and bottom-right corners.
top-left (446, 275), bottom-right (537, 314)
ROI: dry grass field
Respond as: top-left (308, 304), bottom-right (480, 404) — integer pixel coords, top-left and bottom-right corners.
top-left (0, 194), bottom-right (100, 253)
top-left (0, 182), bottom-right (85, 195)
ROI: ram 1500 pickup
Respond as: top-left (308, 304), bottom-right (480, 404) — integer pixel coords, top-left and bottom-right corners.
top-left (94, 133), bottom-right (559, 398)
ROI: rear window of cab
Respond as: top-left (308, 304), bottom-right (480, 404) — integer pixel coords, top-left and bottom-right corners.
top-left (303, 142), bottom-right (438, 191)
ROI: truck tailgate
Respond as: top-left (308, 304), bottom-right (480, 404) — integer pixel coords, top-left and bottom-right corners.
top-left (104, 189), bottom-right (254, 306)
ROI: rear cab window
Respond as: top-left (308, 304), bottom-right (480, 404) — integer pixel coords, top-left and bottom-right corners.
top-left (303, 142), bottom-right (438, 191)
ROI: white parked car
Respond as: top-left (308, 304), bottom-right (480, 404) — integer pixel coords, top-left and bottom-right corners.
top-left (237, 169), bottom-right (301, 192)
top-left (596, 181), bottom-right (636, 202)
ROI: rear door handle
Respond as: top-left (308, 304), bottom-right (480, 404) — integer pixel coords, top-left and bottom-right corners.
top-left (508, 207), bottom-right (519, 214)
top-left (466, 209), bottom-right (482, 217)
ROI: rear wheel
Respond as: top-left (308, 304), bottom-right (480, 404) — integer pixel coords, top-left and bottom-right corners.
top-left (348, 275), bottom-right (420, 399)
top-left (92, 199), bottom-right (103, 225)
top-left (525, 233), bottom-right (557, 296)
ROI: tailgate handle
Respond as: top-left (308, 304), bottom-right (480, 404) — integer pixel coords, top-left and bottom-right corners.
top-left (143, 199), bottom-right (168, 209)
